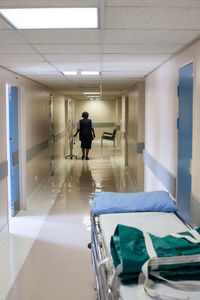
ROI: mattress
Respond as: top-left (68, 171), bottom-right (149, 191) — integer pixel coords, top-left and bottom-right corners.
top-left (99, 212), bottom-right (200, 300)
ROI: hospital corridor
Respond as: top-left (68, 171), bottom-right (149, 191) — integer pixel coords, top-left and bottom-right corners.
top-left (1, 143), bottom-right (135, 300)
top-left (1, 1), bottom-right (200, 300)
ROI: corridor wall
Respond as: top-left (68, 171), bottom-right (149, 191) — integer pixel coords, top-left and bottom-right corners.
top-left (75, 100), bottom-right (117, 140)
top-left (116, 97), bottom-right (122, 146)
top-left (53, 94), bottom-right (66, 168)
top-left (25, 83), bottom-right (50, 198)
top-left (127, 82), bottom-right (145, 190)
top-left (145, 37), bottom-right (200, 226)
top-left (0, 68), bottom-right (8, 233)
top-left (0, 66), bottom-right (66, 234)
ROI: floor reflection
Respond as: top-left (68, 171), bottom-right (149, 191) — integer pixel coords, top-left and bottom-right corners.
top-left (79, 160), bottom-right (96, 200)
top-left (4, 142), bottom-right (137, 300)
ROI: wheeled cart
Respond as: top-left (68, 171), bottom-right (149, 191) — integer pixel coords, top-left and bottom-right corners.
top-left (65, 136), bottom-right (77, 159)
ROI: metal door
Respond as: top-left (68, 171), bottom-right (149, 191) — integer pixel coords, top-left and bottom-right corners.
top-left (9, 86), bottom-right (20, 216)
top-left (177, 63), bottom-right (193, 223)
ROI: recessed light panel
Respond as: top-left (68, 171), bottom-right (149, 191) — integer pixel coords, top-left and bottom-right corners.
top-left (87, 95), bottom-right (100, 98)
top-left (63, 71), bottom-right (77, 76)
top-left (82, 71), bottom-right (100, 76)
top-left (84, 92), bottom-right (100, 95)
top-left (0, 8), bottom-right (98, 29)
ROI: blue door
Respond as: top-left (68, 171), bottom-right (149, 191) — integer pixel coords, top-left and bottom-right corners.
top-left (9, 86), bottom-right (20, 217)
top-left (177, 63), bottom-right (193, 223)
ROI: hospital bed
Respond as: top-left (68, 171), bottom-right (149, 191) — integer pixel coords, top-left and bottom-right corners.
top-left (90, 191), bottom-right (200, 300)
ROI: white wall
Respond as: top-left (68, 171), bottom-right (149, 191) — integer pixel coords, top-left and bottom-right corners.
top-left (0, 66), bottom-right (66, 233)
top-left (75, 100), bottom-right (116, 122)
top-left (75, 100), bottom-right (117, 139)
top-left (127, 83), bottom-right (145, 186)
top-left (145, 36), bottom-right (200, 224)
top-left (53, 94), bottom-right (66, 167)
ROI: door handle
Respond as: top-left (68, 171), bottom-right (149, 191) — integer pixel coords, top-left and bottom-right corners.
top-left (188, 159), bottom-right (192, 175)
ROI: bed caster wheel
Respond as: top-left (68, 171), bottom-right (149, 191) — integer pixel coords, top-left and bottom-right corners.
top-left (87, 242), bottom-right (91, 249)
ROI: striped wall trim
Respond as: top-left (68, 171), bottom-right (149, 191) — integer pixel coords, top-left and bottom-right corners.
top-left (191, 194), bottom-right (200, 227)
top-left (0, 161), bottom-right (8, 181)
top-left (55, 130), bottom-right (65, 142)
top-left (26, 139), bottom-right (49, 162)
top-left (26, 131), bottom-right (65, 162)
top-left (143, 150), bottom-right (176, 198)
top-left (127, 136), bottom-right (145, 153)
top-left (93, 122), bottom-right (115, 127)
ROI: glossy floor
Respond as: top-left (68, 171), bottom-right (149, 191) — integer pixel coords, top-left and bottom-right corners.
top-left (0, 142), bottom-right (136, 300)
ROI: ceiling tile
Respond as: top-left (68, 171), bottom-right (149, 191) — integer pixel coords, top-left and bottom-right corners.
top-left (19, 29), bottom-right (100, 44)
top-left (103, 43), bottom-right (182, 54)
top-left (102, 71), bottom-right (145, 77)
top-left (44, 54), bottom-right (101, 62)
top-left (0, 44), bottom-right (36, 54)
top-left (106, 0), bottom-right (200, 8)
top-left (0, 29), bottom-right (25, 43)
top-left (103, 54), bottom-right (170, 63)
top-left (53, 62), bottom-right (101, 70)
top-left (0, 19), bottom-right (10, 29)
top-left (105, 7), bottom-right (200, 30)
top-left (6, 62), bottom-right (57, 73)
top-left (102, 62), bottom-right (158, 70)
top-left (0, 54), bottom-right (44, 62)
top-left (0, 0), bottom-right (99, 7)
top-left (104, 29), bottom-right (200, 44)
top-left (33, 44), bottom-right (101, 54)
top-left (0, 1), bottom-right (200, 95)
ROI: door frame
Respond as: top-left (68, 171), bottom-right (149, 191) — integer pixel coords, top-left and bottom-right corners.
top-left (125, 96), bottom-right (129, 166)
top-left (49, 94), bottom-right (55, 176)
top-left (6, 83), bottom-right (26, 219)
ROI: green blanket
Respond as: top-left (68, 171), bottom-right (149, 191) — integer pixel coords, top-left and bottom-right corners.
top-left (111, 224), bottom-right (200, 285)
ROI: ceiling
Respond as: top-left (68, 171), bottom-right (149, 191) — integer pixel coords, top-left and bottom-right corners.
top-left (0, 0), bottom-right (200, 101)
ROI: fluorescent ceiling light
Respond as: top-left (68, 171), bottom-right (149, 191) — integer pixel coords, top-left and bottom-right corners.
top-left (82, 71), bottom-right (100, 76)
top-left (63, 70), bottom-right (100, 76)
top-left (87, 95), bottom-right (100, 98)
top-left (89, 97), bottom-right (101, 101)
top-left (84, 92), bottom-right (100, 95)
top-left (0, 8), bottom-right (98, 29)
top-left (63, 71), bottom-right (77, 76)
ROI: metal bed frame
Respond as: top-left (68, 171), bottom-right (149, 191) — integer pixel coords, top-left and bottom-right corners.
top-left (91, 212), bottom-right (192, 300)
top-left (91, 213), bottom-right (121, 300)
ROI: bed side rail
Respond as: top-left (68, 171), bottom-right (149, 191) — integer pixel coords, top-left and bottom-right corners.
top-left (91, 214), bottom-right (116, 300)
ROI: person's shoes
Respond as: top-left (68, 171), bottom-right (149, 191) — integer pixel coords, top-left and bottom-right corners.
top-left (86, 157), bottom-right (89, 160)
top-left (81, 155), bottom-right (85, 159)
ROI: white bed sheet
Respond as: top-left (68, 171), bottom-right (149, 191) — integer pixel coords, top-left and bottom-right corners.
top-left (99, 212), bottom-right (199, 300)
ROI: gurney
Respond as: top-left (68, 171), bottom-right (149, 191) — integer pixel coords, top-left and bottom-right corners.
top-left (90, 191), bottom-right (200, 300)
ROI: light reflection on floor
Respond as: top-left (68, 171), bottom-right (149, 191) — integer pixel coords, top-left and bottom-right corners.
top-left (1, 141), bottom-right (136, 300)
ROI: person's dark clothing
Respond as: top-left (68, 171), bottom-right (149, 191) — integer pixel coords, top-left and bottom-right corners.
top-left (79, 119), bottom-right (93, 149)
